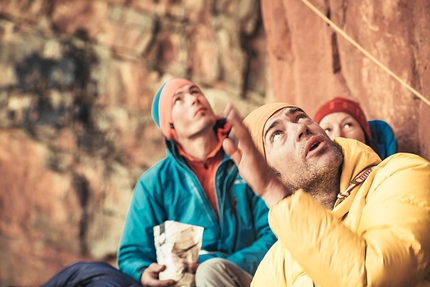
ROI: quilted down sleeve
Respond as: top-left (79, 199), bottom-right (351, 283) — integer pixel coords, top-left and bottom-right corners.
top-left (268, 155), bottom-right (430, 287)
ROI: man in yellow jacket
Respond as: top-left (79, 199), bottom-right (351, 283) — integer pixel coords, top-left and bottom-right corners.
top-left (222, 102), bottom-right (430, 287)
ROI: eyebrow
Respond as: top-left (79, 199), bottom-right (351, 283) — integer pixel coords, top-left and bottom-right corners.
top-left (263, 107), bottom-right (306, 140)
top-left (174, 85), bottom-right (198, 96)
top-left (285, 107), bottom-right (305, 116)
top-left (263, 119), bottom-right (281, 140)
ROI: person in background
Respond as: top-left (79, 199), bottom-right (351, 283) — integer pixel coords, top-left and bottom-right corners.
top-left (118, 78), bottom-right (276, 287)
top-left (314, 96), bottom-right (397, 159)
top-left (41, 78), bottom-right (276, 287)
top-left (221, 102), bottom-right (430, 287)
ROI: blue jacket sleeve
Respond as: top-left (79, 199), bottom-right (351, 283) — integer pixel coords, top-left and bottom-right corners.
top-left (226, 194), bottom-right (277, 275)
top-left (368, 119), bottom-right (398, 159)
top-left (117, 175), bottom-right (166, 282)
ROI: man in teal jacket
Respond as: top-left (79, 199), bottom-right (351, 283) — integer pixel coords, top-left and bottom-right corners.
top-left (40, 78), bottom-right (275, 287)
top-left (117, 78), bottom-right (276, 286)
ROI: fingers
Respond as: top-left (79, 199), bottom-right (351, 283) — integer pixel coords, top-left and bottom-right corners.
top-left (223, 103), bottom-right (235, 119)
top-left (222, 103), bottom-right (293, 208)
top-left (224, 103), bottom-right (243, 132)
top-left (223, 104), bottom-right (245, 165)
top-left (141, 276), bottom-right (175, 287)
top-left (222, 138), bottom-right (242, 165)
top-left (141, 263), bottom-right (176, 287)
top-left (224, 104), bottom-right (255, 153)
top-left (224, 104), bottom-right (244, 144)
top-left (152, 279), bottom-right (176, 287)
top-left (147, 263), bottom-right (167, 274)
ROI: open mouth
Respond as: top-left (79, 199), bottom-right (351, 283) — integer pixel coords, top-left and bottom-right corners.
top-left (305, 136), bottom-right (325, 157)
top-left (309, 141), bottom-right (320, 151)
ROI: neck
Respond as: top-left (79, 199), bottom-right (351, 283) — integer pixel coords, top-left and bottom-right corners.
top-left (305, 167), bottom-right (341, 209)
top-left (178, 129), bottom-right (219, 161)
top-left (282, 166), bottom-right (341, 210)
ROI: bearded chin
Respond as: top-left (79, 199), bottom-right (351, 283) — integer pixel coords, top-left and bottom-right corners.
top-left (277, 144), bottom-right (344, 195)
top-left (278, 168), bottom-right (314, 192)
top-left (303, 166), bottom-right (340, 195)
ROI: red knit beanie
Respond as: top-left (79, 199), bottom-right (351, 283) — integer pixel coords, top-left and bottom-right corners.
top-left (314, 97), bottom-right (372, 141)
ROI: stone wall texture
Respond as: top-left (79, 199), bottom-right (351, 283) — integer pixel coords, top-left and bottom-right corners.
top-left (262, 0), bottom-right (430, 159)
top-left (0, 0), bottom-right (429, 286)
top-left (0, 0), bottom-right (268, 285)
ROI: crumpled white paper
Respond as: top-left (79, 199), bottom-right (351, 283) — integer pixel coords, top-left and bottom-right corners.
top-left (154, 221), bottom-right (204, 287)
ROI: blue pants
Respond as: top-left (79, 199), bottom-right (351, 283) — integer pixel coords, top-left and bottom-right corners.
top-left (41, 261), bottom-right (141, 287)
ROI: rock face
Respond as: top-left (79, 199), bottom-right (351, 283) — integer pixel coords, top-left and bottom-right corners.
top-left (0, 0), bottom-right (268, 285)
top-left (261, 0), bottom-right (430, 159)
top-left (1, 0), bottom-right (429, 286)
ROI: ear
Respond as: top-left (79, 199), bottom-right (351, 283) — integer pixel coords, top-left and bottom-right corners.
top-left (170, 123), bottom-right (175, 129)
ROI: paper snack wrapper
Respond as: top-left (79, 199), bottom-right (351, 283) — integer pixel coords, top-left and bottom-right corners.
top-left (154, 221), bottom-right (204, 287)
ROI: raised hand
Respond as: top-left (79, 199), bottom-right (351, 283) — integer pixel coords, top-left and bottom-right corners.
top-left (222, 104), bottom-right (292, 208)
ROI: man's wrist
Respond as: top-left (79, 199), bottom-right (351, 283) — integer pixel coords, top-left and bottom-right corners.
top-left (261, 176), bottom-right (292, 208)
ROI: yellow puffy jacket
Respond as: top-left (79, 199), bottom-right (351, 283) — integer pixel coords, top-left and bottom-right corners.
top-left (251, 137), bottom-right (430, 287)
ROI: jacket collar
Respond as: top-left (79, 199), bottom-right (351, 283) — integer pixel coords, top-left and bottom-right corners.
top-left (332, 137), bottom-right (381, 218)
top-left (165, 118), bottom-right (231, 163)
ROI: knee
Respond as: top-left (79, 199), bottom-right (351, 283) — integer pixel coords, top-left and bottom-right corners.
top-left (64, 261), bottom-right (92, 273)
top-left (195, 258), bottom-right (230, 278)
top-left (64, 261), bottom-right (114, 276)
top-left (41, 261), bottom-right (109, 287)
top-left (70, 261), bottom-right (109, 270)
top-left (195, 259), bottom-right (252, 287)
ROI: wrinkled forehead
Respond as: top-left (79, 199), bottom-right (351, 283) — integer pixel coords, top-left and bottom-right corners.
top-left (263, 106), bottom-right (306, 131)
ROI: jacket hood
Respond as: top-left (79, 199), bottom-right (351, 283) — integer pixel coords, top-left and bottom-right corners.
top-left (333, 137), bottom-right (381, 216)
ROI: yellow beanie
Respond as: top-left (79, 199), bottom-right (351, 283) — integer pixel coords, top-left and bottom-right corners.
top-left (243, 102), bottom-right (295, 158)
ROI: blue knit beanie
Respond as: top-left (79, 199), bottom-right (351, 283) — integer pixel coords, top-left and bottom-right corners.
top-left (151, 81), bottom-right (167, 129)
top-left (151, 78), bottom-right (194, 140)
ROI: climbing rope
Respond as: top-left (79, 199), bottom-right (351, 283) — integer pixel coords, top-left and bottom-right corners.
top-left (300, 0), bottom-right (430, 107)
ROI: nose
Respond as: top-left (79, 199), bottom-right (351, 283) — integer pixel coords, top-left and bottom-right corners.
top-left (330, 126), bottom-right (342, 139)
top-left (185, 93), bottom-right (199, 105)
top-left (326, 125), bottom-right (343, 139)
top-left (289, 122), bottom-right (309, 141)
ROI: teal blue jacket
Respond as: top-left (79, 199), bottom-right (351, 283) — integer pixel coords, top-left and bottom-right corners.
top-left (368, 119), bottom-right (398, 159)
top-left (117, 124), bottom-right (276, 282)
